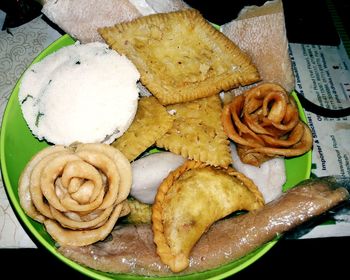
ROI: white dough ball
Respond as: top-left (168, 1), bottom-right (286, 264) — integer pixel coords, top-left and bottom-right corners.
top-left (230, 142), bottom-right (286, 203)
top-left (131, 152), bottom-right (186, 204)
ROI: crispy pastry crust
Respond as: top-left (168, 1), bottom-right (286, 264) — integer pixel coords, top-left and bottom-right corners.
top-left (152, 160), bottom-right (264, 272)
top-left (99, 9), bottom-right (260, 105)
top-left (156, 94), bottom-right (232, 168)
top-left (112, 96), bottom-right (173, 161)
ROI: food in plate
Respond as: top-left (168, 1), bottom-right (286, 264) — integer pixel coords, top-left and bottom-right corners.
top-left (7, 1), bottom-right (314, 278)
top-left (222, 83), bottom-right (313, 166)
top-left (156, 94), bottom-right (232, 168)
top-left (18, 42), bottom-right (140, 146)
top-left (58, 177), bottom-right (349, 276)
top-left (18, 143), bottom-right (132, 246)
top-left (152, 160), bottom-right (265, 272)
top-left (123, 197), bottom-right (152, 224)
top-left (130, 151), bottom-right (186, 204)
top-left (98, 9), bottom-right (260, 105)
top-left (111, 96), bottom-right (174, 161)
top-left (230, 142), bottom-right (285, 203)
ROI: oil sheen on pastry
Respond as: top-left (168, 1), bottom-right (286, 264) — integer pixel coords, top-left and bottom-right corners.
top-left (152, 160), bottom-right (264, 272)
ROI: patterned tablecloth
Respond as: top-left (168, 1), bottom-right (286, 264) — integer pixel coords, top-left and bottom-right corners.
top-left (1, 13), bottom-right (350, 248)
top-left (0, 16), bottom-right (60, 248)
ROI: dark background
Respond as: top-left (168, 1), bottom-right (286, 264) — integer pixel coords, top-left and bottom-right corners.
top-left (1, 0), bottom-right (350, 279)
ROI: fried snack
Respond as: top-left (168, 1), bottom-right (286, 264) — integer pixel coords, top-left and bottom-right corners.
top-left (112, 96), bottom-right (174, 161)
top-left (152, 160), bottom-right (264, 272)
top-left (222, 83), bottom-right (313, 166)
top-left (156, 94), bottom-right (232, 168)
top-left (58, 176), bottom-right (349, 276)
top-left (99, 9), bottom-right (260, 105)
top-left (123, 197), bottom-right (152, 224)
top-left (18, 143), bottom-right (132, 246)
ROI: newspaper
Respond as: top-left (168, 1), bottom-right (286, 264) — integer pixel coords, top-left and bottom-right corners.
top-left (289, 41), bottom-right (350, 238)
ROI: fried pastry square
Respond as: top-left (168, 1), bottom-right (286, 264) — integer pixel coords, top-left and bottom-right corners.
top-left (99, 9), bottom-right (260, 105)
top-left (112, 96), bottom-right (173, 161)
top-left (152, 161), bottom-right (264, 272)
top-left (156, 94), bottom-right (232, 167)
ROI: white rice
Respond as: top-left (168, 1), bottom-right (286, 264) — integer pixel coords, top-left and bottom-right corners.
top-left (18, 42), bottom-right (140, 146)
top-left (230, 142), bottom-right (286, 203)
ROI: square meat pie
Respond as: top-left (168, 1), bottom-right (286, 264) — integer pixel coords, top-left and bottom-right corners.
top-left (99, 9), bottom-right (260, 105)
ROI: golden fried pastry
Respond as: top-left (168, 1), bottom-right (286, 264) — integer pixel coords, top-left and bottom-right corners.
top-left (18, 143), bottom-right (132, 246)
top-left (156, 94), bottom-right (232, 168)
top-left (123, 197), bottom-right (152, 224)
top-left (99, 9), bottom-right (260, 105)
top-left (222, 83), bottom-right (313, 166)
top-left (112, 96), bottom-right (174, 161)
top-left (152, 160), bottom-right (264, 272)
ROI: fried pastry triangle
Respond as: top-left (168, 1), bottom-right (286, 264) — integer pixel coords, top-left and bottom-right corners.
top-left (99, 9), bottom-right (259, 105)
top-left (152, 160), bottom-right (264, 272)
top-left (156, 94), bottom-right (232, 168)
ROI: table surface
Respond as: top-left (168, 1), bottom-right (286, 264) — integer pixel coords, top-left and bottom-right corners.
top-left (1, 0), bottom-right (350, 279)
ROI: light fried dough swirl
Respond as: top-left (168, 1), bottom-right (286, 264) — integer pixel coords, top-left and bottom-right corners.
top-left (222, 83), bottom-right (313, 166)
top-left (18, 143), bottom-right (131, 246)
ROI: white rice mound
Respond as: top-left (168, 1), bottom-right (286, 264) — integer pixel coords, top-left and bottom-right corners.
top-left (18, 42), bottom-right (140, 146)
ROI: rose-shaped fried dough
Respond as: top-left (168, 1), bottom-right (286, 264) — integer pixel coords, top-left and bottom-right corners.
top-left (18, 143), bottom-right (132, 246)
top-left (222, 83), bottom-right (313, 166)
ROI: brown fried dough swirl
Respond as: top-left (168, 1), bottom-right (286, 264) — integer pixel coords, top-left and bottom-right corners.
top-left (222, 83), bottom-right (313, 166)
top-left (18, 143), bottom-right (131, 246)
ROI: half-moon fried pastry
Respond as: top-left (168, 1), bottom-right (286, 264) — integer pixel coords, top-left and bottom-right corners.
top-left (152, 160), bottom-right (264, 272)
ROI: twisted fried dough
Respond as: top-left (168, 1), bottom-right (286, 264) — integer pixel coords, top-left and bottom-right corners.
top-left (222, 83), bottom-right (313, 166)
top-left (18, 143), bottom-right (131, 246)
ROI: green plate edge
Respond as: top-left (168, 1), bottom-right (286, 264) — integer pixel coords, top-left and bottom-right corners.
top-left (0, 34), bottom-right (312, 280)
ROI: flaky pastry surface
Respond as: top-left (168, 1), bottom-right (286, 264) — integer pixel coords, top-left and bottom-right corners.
top-left (156, 94), bottom-right (232, 168)
top-left (99, 9), bottom-right (259, 105)
top-left (112, 96), bottom-right (173, 161)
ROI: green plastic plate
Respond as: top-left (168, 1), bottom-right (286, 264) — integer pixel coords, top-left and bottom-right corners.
top-left (0, 34), bottom-right (311, 279)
